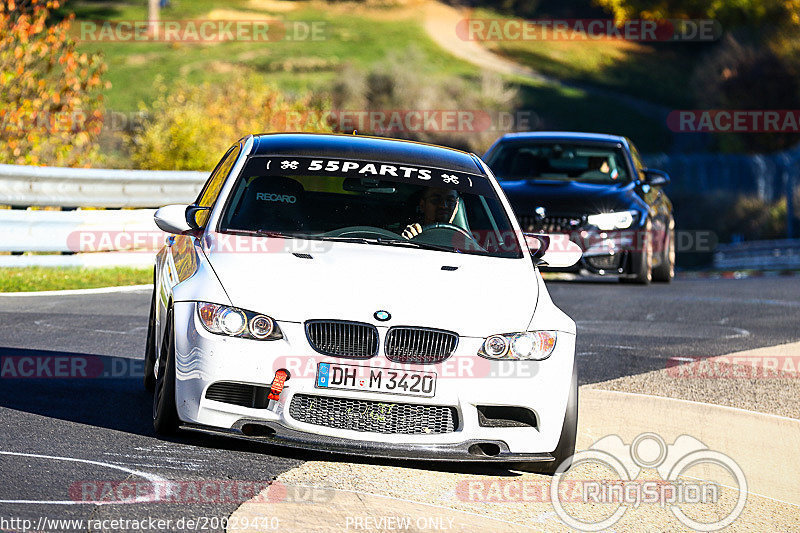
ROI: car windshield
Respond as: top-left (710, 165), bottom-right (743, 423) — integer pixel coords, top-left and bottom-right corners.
top-left (487, 142), bottom-right (631, 184)
top-left (218, 156), bottom-right (523, 258)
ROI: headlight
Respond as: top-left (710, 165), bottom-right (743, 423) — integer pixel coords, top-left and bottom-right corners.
top-left (196, 302), bottom-right (283, 341)
top-left (587, 210), bottom-right (637, 231)
top-left (479, 331), bottom-right (556, 361)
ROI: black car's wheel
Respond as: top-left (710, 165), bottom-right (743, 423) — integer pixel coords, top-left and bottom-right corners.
top-left (621, 223), bottom-right (652, 285)
top-left (652, 219), bottom-right (675, 283)
top-left (143, 287), bottom-right (157, 392)
top-left (513, 366), bottom-right (578, 475)
top-left (153, 308), bottom-right (180, 435)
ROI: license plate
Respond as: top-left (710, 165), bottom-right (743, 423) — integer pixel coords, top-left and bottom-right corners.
top-left (315, 362), bottom-right (436, 398)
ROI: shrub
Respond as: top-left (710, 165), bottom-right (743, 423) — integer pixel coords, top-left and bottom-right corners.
top-left (128, 79), bottom-right (332, 170)
top-left (595, 0), bottom-right (800, 29)
top-left (329, 49), bottom-right (519, 153)
top-left (722, 195), bottom-right (789, 241)
top-left (0, 0), bottom-right (108, 167)
top-left (690, 35), bottom-right (800, 153)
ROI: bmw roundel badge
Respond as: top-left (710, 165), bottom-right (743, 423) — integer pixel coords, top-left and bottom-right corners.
top-left (374, 310), bottom-right (391, 322)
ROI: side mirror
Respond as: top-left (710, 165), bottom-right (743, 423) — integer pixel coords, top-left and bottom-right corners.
top-left (642, 168), bottom-right (670, 187)
top-left (154, 204), bottom-right (192, 234)
top-left (185, 204), bottom-right (211, 229)
top-left (524, 233), bottom-right (582, 268)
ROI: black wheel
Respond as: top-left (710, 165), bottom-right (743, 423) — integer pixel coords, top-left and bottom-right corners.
top-left (620, 223), bottom-right (652, 285)
top-left (143, 287), bottom-right (157, 392)
top-left (513, 365), bottom-right (578, 475)
top-left (652, 220), bottom-right (675, 283)
top-left (153, 308), bottom-right (180, 435)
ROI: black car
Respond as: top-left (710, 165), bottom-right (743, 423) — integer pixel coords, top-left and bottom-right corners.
top-left (484, 132), bottom-right (674, 283)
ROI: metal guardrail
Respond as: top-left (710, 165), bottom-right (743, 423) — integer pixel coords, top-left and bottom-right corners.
top-left (714, 239), bottom-right (800, 270)
top-left (0, 209), bottom-right (161, 253)
top-left (0, 163), bottom-right (207, 208)
top-left (0, 208), bottom-right (165, 267)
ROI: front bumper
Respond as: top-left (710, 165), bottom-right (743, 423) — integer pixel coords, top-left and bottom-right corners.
top-left (181, 420), bottom-right (555, 462)
top-left (542, 228), bottom-right (641, 276)
top-left (170, 302), bottom-right (576, 461)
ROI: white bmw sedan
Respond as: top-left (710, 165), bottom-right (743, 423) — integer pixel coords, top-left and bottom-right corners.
top-left (146, 133), bottom-right (581, 473)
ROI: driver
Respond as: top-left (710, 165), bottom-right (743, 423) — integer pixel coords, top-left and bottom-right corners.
top-left (402, 187), bottom-right (460, 239)
top-left (587, 156), bottom-right (611, 174)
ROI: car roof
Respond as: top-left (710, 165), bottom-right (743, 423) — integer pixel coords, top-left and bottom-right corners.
top-left (494, 131), bottom-right (629, 145)
top-left (249, 133), bottom-right (485, 174)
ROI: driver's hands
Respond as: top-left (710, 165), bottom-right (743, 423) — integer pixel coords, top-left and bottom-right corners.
top-left (402, 223), bottom-right (422, 239)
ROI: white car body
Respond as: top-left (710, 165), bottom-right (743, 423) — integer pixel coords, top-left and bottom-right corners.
top-left (148, 133), bottom-right (579, 465)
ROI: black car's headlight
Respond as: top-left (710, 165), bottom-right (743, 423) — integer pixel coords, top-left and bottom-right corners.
top-left (586, 210), bottom-right (638, 231)
top-left (196, 302), bottom-right (283, 340)
top-left (479, 331), bottom-right (557, 361)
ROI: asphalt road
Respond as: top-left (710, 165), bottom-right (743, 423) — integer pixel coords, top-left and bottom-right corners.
top-left (0, 277), bottom-right (798, 532)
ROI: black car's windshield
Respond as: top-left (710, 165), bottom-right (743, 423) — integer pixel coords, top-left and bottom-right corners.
top-left (487, 142), bottom-right (631, 184)
top-left (218, 156), bottom-right (523, 258)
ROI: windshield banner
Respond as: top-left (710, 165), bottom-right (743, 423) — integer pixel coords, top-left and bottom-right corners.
top-left (244, 155), bottom-right (493, 195)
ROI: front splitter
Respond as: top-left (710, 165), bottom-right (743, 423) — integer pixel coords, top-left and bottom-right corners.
top-left (180, 419), bottom-right (555, 463)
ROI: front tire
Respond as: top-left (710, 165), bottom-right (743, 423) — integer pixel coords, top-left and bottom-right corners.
top-left (514, 365), bottom-right (578, 475)
top-left (153, 308), bottom-right (179, 435)
top-left (620, 223), bottom-right (652, 285)
top-left (652, 220), bottom-right (675, 283)
top-left (143, 287), bottom-right (157, 392)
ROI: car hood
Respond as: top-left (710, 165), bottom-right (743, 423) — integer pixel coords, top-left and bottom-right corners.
top-left (203, 237), bottom-right (538, 337)
top-left (500, 179), bottom-right (642, 215)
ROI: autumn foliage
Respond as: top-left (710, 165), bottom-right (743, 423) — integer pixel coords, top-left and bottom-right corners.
top-left (129, 78), bottom-right (332, 170)
top-left (0, 0), bottom-right (108, 166)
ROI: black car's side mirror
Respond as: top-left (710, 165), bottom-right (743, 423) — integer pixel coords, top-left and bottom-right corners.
top-left (525, 233), bottom-right (550, 266)
top-left (642, 168), bottom-right (670, 187)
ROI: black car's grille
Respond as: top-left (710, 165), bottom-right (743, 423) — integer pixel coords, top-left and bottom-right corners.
top-left (586, 254), bottom-right (622, 270)
top-left (518, 215), bottom-right (584, 233)
top-left (384, 327), bottom-right (458, 364)
top-left (305, 320), bottom-right (378, 359)
top-left (289, 394), bottom-right (458, 435)
top-left (205, 382), bottom-right (269, 409)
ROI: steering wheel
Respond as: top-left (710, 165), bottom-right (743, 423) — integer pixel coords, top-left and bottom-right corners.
top-left (416, 222), bottom-right (475, 240)
top-left (323, 226), bottom-right (404, 239)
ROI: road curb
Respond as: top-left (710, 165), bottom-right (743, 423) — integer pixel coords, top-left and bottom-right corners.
top-left (0, 284), bottom-right (153, 297)
top-left (578, 388), bottom-right (800, 506)
top-left (227, 386), bottom-right (799, 531)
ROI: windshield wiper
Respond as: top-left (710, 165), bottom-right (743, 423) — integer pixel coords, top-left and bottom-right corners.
top-left (224, 232), bottom-right (464, 253)
top-left (315, 236), bottom-right (460, 253)
top-left (223, 229), bottom-right (296, 239)
top-left (312, 236), bottom-right (413, 246)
